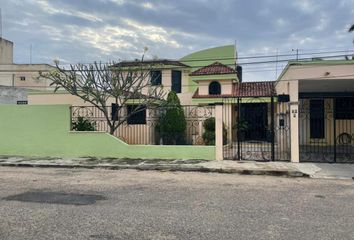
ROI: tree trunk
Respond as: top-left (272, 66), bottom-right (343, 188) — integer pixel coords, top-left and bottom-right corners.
top-left (109, 126), bottom-right (115, 135)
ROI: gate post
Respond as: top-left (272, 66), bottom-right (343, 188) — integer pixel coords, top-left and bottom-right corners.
top-left (289, 81), bottom-right (300, 163)
top-left (237, 97), bottom-right (241, 160)
top-left (215, 102), bottom-right (224, 161)
top-left (271, 96), bottom-right (275, 161)
top-left (333, 98), bottom-right (337, 163)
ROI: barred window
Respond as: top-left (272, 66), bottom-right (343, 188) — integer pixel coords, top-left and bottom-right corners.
top-left (336, 97), bottom-right (354, 119)
top-left (150, 70), bottom-right (162, 86)
top-left (171, 70), bottom-right (182, 93)
top-left (127, 105), bottom-right (147, 125)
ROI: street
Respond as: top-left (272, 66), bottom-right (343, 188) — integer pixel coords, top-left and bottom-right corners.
top-left (0, 167), bottom-right (353, 240)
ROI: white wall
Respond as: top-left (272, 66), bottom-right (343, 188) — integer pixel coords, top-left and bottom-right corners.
top-left (0, 86), bottom-right (27, 104)
top-left (0, 38), bottom-right (13, 64)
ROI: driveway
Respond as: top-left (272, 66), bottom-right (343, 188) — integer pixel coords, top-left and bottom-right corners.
top-left (297, 163), bottom-right (354, 179)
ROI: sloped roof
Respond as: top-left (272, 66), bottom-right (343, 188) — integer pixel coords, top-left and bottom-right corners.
top-left (192, 81), bottom-right (275, 98)
top-left (112, 59), bottom-right (189, 68)
top-left (234, 81), bottom-right (275, 97)
top-left (189, 62), bottom-right (236, 76)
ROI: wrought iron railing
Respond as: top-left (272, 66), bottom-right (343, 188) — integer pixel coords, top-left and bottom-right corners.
top-left (299, 98), bottom-right (354, 163)
top-left (70, 105), bottom-right (215, 145)
top-left (222, 97), bottom-right (291, 162)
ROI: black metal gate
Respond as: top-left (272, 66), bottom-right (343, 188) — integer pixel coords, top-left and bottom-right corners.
top-left (299, 97), bottom-right (354, 163)
top-left (223, 97), bottom-right (290, 161)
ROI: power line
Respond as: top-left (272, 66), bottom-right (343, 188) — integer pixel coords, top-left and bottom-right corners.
top-left (51, 49), bottom-right (354, 66)
top-left (1, 55), bottom-right (353, 77)
top-left (61, 53), bottom-right (354, 69)
top-left (8, 72), bottom-right (354, 90)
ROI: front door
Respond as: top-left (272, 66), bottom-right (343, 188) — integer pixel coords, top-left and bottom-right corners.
top-left (240, 103), bottom-right (268, 141)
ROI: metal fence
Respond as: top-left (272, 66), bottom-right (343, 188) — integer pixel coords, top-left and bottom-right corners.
top-left (222, 97), bottom-right (291, 161)
top-left (71, 105), bottom-right (215, 145)
top-left (299, 98), bottom-right (354, 163)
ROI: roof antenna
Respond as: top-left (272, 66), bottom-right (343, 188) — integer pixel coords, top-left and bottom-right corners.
top-left (29, 44), bottom-right (32, 64)
top-left (234, 40), bottom-right (238, 63)
top-left (275, 48), bottom-right (279, 79)
top-left (0, 8), bottom-right (3, 39)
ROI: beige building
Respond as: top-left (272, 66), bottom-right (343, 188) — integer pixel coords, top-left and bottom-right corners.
top-left (276, 60), bottom-right (354, 163)
top-left (0, 38), bottom-right (55, 92)
top-left (0, 38), bottom-right (13, 64)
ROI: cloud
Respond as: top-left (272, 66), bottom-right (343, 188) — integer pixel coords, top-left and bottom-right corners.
top-left (293, 0), bottom-right (319, 13)
top-left (33, 0), bottom-right (103, 22)
top-left (275, 18), bottom-right (287, 27)
top-left (141, 2), bottom-right (154, 9)
top-left (1, 0), bottom-right (354, 81)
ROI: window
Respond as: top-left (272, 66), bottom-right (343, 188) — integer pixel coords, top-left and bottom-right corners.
top-left (127, 105), bottom-right (146, 125)
top-left (336, 97), bottom-right (354, 119)
top-left (20, 76), bottom-right (26, 81)
top-left (150, 70), bottom-right (162, 86)
top-left (209, 81), bottom-right (221, 95)
top-left (111, 103), bottom-right (120, 121)
top-left (310, 100), bottom-right (325, 139)
top-left (171, 70), bottom-right (182, 93)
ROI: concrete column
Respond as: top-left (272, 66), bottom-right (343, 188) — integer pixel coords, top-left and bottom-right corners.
top-left (224, 104), bottom-right (233, 144)
top-left (215, 103), bottom-right (223, 161)
top-left (289, 81), bottom-right (300, 163)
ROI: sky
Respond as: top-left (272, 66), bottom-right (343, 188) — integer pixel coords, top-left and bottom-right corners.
top-left (1, 0), bottom-right (354, 81)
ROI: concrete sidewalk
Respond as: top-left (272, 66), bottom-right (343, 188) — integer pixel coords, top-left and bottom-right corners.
top-left (0, 156), bottom-right (353, 179)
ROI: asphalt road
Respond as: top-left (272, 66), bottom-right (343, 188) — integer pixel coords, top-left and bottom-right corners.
top-left (0, 167), bottom-right (353, 240)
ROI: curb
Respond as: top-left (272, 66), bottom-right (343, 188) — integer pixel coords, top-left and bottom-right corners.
top-left (0, 162), bottom-right (309, 178)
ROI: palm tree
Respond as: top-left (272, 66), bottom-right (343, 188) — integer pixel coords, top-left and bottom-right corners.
top-left (349, 24), bottom-right (354, 32)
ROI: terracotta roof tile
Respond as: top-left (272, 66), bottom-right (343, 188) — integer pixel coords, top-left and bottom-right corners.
top-left (190, 62), bottom-right (236, 76)
top-left (192, 81), bottom-right (275, 98)
top-left (234, 81), bottom-right (275, 97)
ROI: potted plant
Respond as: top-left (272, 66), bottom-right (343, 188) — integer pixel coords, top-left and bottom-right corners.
top-left (235, 119), bottom-right (248, 141)
top-left (202, 117), bottom-right (227, 145)
top-left (72, 116), bottom-right (96, 131)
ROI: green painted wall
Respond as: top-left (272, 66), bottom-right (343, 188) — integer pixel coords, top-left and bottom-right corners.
top-left (180, 45), bottom-right (236, 69)
top-left (0, 105), bottom-right (215, 160)
top-left (180, 45), bottom-right (237, 92)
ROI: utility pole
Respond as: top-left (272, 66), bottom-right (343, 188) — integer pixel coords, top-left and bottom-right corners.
top-left (234, 39), bottom-right (238, 63)
top-left (275, 49), bottom-right (279, 79)
top-left (30, 44), bottom-right (32, 64)
top-left (292, 48), bottom-right (299, 61)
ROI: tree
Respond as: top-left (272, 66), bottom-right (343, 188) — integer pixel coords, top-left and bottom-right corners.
top-left (349, 23), bottom-right (354, 44)
top-left (349, 24), bottom-right (354, 32)
top-left (156, 91), bottom-right (187, 145)
top-left (40, 53), bottom-right (165, 135)
top-left (202, 117), bottom-right (227, 145)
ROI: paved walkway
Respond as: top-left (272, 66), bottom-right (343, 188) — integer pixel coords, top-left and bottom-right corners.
top-left (0, 156), bottom-right (353, 179)
top-left (299, 163), bottom-right (354, 180)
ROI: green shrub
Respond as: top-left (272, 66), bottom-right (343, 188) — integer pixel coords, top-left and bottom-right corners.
top-left (202, 117), bottom-right (227, 145)
top-left (72, 116), bottom-right (96, 131)
top-left (156, 91), bottom-right (187, 145)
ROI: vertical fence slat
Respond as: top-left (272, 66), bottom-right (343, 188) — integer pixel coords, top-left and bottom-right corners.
top-left (70, 104), bottom-right (216, 146)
